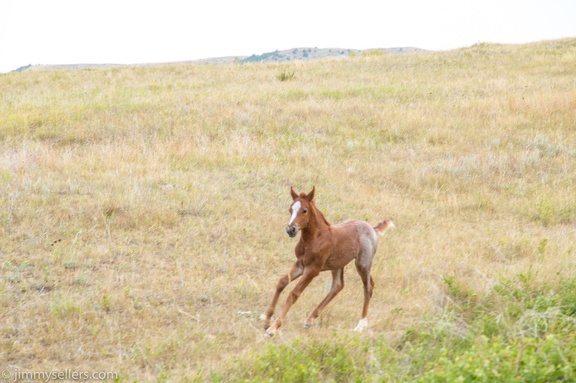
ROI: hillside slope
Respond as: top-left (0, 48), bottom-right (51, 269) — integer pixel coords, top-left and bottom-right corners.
top-left (1, 38), bottom-right (575, 381)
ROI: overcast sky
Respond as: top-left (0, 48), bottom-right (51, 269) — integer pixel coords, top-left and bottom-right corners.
top-left (1, 0), bottom-right (575, 73)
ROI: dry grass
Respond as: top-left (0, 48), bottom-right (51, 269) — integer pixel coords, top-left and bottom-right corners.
top-left (1, 38), bottom-right (576, 381)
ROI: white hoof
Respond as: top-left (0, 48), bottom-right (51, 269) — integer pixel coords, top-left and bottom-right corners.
top-left (353, 318), bottom-right (368, 332)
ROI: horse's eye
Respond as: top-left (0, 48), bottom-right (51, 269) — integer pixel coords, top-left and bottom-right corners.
top-left (302, 209), bottom-right (308, 214)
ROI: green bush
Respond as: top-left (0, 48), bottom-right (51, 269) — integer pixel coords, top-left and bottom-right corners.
top-left (417, 335), bottom-right (576, 383)
top-left (217, 277), bottom-right (576, 382)
top-left (277, 71), bottom-right (295, 81)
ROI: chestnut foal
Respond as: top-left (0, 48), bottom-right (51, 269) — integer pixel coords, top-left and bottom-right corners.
top-left (262, 186), bottom-right (394, 337)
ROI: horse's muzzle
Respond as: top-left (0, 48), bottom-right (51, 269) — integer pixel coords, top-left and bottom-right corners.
top-left (286, 226), bottom-right (298, 238)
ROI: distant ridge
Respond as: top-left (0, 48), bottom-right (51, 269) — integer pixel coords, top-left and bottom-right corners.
top-left (13, 46), bottom-right (427, 72)
top-left (201, 46), bottom-right (427, 64)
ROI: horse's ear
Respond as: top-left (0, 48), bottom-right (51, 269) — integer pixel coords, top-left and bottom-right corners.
top-left (290, 186), bottom-right (299, 201)
top-left (306, 186), bottom-right (315, 202)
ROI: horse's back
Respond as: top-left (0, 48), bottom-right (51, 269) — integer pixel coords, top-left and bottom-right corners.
top-left (334, 219), bottom-right (377, 241)
top-left (333, 219), bottom-right (378, 259)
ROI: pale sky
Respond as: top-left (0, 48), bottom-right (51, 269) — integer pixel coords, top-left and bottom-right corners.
top-left (1, 0), bottom-right (575, 73)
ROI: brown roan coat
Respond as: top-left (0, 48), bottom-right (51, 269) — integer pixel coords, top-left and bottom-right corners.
top-left (262, 186), bottom-right (394, 337)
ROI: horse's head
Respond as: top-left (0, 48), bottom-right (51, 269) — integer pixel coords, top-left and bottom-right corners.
top-left (286, 186), bottom-right (315, 238)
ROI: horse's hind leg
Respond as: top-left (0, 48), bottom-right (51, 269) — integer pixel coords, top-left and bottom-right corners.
top-left (354, 258), bottom-right (374, 332)
top-left (304, 268), bottom-right (344, 329)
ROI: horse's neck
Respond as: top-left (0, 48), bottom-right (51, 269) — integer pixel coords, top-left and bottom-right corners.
top-left (314, 202), bottom-right (331, 227)
top-left (302, 203), bottom-right (331, 239)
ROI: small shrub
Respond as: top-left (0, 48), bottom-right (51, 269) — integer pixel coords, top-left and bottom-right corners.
top-left (442, 275), bottom-right (479, 310)
top-left (416, 335), bottom-right (576, 383)
top-left (532, 196), bottom-right (576, 226)
top-left (277, 71), bottom-right (295, 82)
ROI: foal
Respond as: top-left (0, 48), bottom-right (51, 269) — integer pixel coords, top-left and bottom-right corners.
top-left (262, 186), bottom-right (394, 337)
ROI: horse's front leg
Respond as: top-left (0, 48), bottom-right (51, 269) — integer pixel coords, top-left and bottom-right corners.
top-left (261, 261), bottom-right (303, 330)
top-left (265, 267), bottom-right (319, 337)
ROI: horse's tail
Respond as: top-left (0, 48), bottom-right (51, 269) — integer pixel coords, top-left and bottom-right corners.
top-left (374, 219), bottom-right (395, 236)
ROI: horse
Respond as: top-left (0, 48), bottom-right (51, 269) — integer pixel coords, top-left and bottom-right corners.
top-left (261, 186), bottom-right (394, 337)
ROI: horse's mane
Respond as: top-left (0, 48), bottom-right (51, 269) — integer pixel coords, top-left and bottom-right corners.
top-left (311, 201), bottom-right (331, 227)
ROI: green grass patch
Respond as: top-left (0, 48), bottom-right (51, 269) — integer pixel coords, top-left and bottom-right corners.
top-left (215, 277), bottom-right (576, 382)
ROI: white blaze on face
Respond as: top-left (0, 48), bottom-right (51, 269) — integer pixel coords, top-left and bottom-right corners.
top-left (288, 201), bottom-right (301, 225)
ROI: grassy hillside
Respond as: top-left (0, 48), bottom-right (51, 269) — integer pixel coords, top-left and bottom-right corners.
top-left (1, 38), bottom-right (575, 382)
